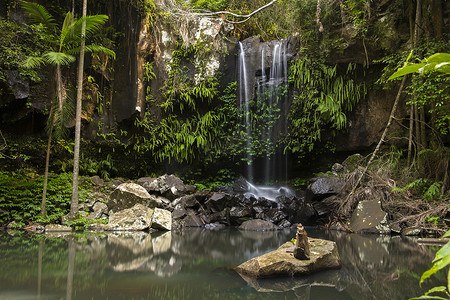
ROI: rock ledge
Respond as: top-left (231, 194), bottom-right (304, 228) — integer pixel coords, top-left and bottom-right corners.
top-left (234, 238), bottom-right (341, 278)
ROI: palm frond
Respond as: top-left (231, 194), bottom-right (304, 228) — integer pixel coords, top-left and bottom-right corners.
top-left (70, 44), bottom-right (116, 59)
top-left (23, 56), bottom-right (46, 69)
top-left (20, 1), bottom-right (57, 31)
top-left (59, 12), bottom-right (76, 50)
top-left (70, 15), bottom-right (109, 41)
top-left (43, 52), bottom-right (76, 66)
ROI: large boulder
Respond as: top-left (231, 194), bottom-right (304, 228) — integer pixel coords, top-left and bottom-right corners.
top-left (348, 191), bottom-right (391, 234)
top-left (238, 219), bottom-right (279, 231)
top-left (109, 183), bottom-right (162, 213)
top-left (108, 204), bottom-right (154, 231)
top-left (151, 208), bottom-right (172, 231)
top-left (309, 176), bottom-right (344, 197)
top-left (89, 202), bottom-right (108, 219)
top-left (139, 174), bottom-right (190, 200)
top-left (234, 238), bottom-right (341, 278)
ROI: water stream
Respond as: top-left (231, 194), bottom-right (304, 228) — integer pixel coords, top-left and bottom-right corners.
top-left (0, 228), bottom-right (443, 299)
top-left (238, 39), bottom-right (290, 184)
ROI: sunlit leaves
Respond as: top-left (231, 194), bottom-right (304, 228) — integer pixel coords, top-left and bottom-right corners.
top-left (389, 53), bottom-right (450, 80)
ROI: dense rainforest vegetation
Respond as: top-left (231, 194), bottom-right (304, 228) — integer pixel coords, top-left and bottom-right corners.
top-left (0, 0), bottom-right (448, 232)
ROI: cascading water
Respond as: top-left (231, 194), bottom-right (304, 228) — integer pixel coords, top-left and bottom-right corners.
top-left (238, 42), bottom-right (253, 180)
top-left (237, 38), bottom-right (292, 201)
top-left (238, 39), bottom-right (290, 183)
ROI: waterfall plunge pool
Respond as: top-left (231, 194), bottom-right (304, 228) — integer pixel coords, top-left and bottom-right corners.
top-left (0, 228), bottom-right (443, 299)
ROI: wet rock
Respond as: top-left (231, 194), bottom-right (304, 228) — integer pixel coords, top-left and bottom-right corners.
top-left (349, 192), bottom-right (390, 234)
top-left (331, 163), bottom-right (347, 175)
top-left (313, 196), bottom-right (336, 217)
top-left (205, 192), bottom-right (234, 212)
top-left (25, 224), bottom-right (45, 233)
top-left (229, 206), bottom-right (252, 224)
top-left (265, 209), bottom-right (288, 224)
top-left (234, 238), bottom-right (341, 278)
top-left (309, 176), bottom-right (344, 196)
top-left (209, 209), bottom-right (229, 224)
top-left (108, 204), bottom-right (154, 231)
top-left (182, 214), bottom-right (204, 227)
top-left (342, 153), bottom-right (364, 172)
top-left (109, 183), bottom-right (162, 213)
top-left (172, 204), bottom-right (187, 219)
top-left (278, 219), bottom-right (291, 228)
top-left (151, 208), bottom-right (172, 231)
top-left (6, 70), bottom-right (29, 99)
top-left (401, 227), bottom-right (423, 236)
top-left (45, 224), bottom-right (72, 232)
top-left (91, 175), bottom-right (104, 186)
top-left (89, 202), bottom-right (108, 219)
top-left (238, 219), bottom-right (279, 231)
top-left (140, 174), bottom-right (188, 199)
top-left (111, 178), bottom-right (125, 188)
top-left (204, 222), bottom-right (226, 230)
top-left (172, 194), bottom-right (198, 208)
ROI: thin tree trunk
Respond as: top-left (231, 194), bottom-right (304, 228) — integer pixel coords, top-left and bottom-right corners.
top-left (407, 104), bottom-right (414, 166)
top-left (56, 65), bottom-right (64, 114)
top-left (415, 103), bottom-right (421, 150)
top-left (69, 0), bottom-right (87, 219)
top-left (41, 130), bottom-right (52, 217)
top-left (41, 101), bottom-right (56, 217)
top-left (420, 106), bottom-right (426, 148)
top-left (344, 76), bottom-right (407, 202)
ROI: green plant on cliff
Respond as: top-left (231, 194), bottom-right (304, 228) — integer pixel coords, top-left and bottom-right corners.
top-left (133, 40), bottom-right (225, 163)
top-left (287, 55), bottom-right (366, 158)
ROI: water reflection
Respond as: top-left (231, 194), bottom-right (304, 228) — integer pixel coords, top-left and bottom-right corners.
top-left (0, 228), bottom-right (444, 300)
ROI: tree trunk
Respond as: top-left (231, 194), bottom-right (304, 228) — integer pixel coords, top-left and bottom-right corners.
top-left (414, 104), bottom-right (421, 150)
top-left (41, 130), bottom-right (52, 217)
top-left (69, 0), bottom-right (87, 219)
top-left (420, 106), bottom-right (426, 148)
top-left (407, 104), bottom-right (414, 166)
top-left (431, 0), bottom-right (443, 39)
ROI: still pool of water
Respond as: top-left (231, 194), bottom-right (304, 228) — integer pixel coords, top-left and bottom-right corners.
top-left (0, 227), bottom-right (444, 299)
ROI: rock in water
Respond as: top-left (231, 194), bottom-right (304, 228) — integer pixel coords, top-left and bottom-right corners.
top-left (294, 224), bottom-right (310, 260)
top-left (108, 204), bottom-right (154, 231)
top-left (234, 238), bottom-right (340, 278)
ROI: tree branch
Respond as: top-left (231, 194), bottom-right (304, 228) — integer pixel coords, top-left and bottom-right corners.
top-left (168, 0), bottom-right (278, 24)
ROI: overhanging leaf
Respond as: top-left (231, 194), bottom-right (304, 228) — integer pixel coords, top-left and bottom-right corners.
top-left (388, 63), bottom-right (426, 80)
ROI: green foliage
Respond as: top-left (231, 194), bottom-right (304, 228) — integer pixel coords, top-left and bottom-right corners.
top-left (389, 53), bottom-right (450, 80)
top-left (0, 171), bottom-right (93, 226)
top-left (391, 178), bottom-right (443, 202)
top-left (63, 214), bottom-right (108, 231)
top-left (287, 55), bottom-right (366, 157)
top-left (342, 0), bottom-right (370, 36)
top-left (132, 40), bottom-right (228, 163)
top-left (410, 230), bottom-right (450, 299)
top-left (0, 20), bottom-right (47, 86)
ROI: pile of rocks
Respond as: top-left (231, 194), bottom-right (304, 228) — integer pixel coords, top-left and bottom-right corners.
top-left (81, 174), bottom-right (318, 231)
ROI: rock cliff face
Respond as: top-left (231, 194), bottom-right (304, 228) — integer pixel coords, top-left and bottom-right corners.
top-left (1, 0), bottom-right (436, 153)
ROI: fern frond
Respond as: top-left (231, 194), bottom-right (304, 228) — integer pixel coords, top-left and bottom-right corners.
top-left (70, 15), bottom-right (109, 41)
top-left (20, 1), bottom-right (57, 31)
top-left (69, 44), bottom-right (116, 59)
top-left (59, 12), bottom-right (76, 50)
top-left (43, 52), bottom-right (76, 66)
top-left (23, 56), bottom-right (46, 69)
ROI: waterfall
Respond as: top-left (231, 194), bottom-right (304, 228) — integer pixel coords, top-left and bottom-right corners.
top-left (238, 39), bottom-right (290, 184)
top-left (238, 42), bottom-right (253, 180)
